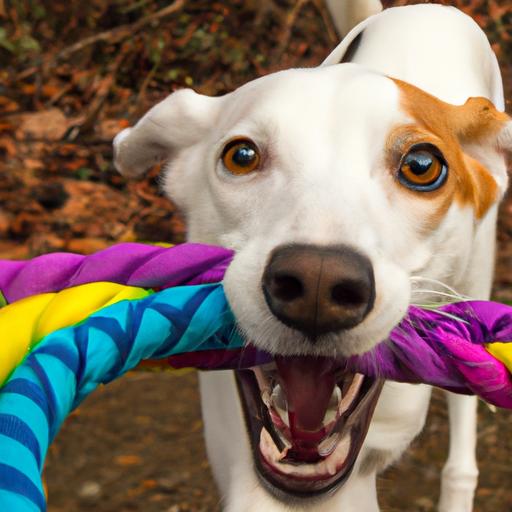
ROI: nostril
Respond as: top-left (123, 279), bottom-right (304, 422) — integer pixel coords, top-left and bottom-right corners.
top-left (270, 274), bottom-right (304, 302)
top-left (331, 283), bottom-right (366, 308)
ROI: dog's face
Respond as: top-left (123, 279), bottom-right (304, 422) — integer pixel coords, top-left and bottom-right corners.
top-left (114, 63), bottom-right (511, 498)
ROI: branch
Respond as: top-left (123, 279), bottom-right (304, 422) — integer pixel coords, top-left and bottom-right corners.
top-left (14, 0), bottom-right (185, 80)
top-left (56, 0), bottom-right (185, 59)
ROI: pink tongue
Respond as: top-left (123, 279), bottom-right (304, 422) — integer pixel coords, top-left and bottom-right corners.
top-left (275, 356), bottom-right (337, 433)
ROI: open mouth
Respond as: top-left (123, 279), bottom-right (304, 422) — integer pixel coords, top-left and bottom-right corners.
top-left (236, 356), bottom-right (384, 497)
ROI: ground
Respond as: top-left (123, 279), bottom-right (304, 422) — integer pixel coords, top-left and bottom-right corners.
top-left (2, 0), bottom-right (512, 510)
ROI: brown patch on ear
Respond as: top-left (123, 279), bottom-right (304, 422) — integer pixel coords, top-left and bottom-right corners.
top-left (448, 96), bottom-right (510, 143)
top-left (390, 78), bottom-right (507, 219)
top-left (391, 79), bottom-right (510, 141)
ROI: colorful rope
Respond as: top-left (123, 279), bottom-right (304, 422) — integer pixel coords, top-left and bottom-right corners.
top-left (348, 301), bottom-right (512, 408)
top-left (0, 283), bottom-right (244, 511)
top-left (2, 242), bottom-right (512, 510)
top-left (0, 242), bottom-right (233, 304)
top-left (0, 243), bottom-right (240, 511)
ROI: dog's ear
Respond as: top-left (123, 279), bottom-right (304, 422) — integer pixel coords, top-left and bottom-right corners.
top-left (451, 96), bottom-right (512, 195)
top-left (113, 89), bottom-right (221, 177)
top-left (452, 97), bottom-right (512, 147)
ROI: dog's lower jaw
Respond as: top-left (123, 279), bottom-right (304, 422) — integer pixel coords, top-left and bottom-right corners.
top-left (227, 359), bottom-right (384, 501)
top-left (226, 450), bottom-right (382, 512)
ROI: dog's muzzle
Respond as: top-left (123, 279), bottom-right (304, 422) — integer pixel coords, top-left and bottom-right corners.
top-left (262, 244), bottom-right (375, 340)
top-left (234, 244), bottom-right (382, 498)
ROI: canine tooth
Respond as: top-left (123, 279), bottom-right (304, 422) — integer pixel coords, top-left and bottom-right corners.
top-left (260, 427), bottom-right (289, 462)
top-left (318, 431), bottom-right (341, 457)
top-left (323, 386), bottom-right (342, 426)
top-left (323, 436), bottom-right (351, 476)
top-left (276, 426), bottom-right (292, 449)
top-left (251, 367), bottom-right (274, 407)
top-left (338, 374), bottom-right (364, 416)
top-left (251, 366), bottom-right (272, 394)
top-left (271, 385), bottom-right (290, 427)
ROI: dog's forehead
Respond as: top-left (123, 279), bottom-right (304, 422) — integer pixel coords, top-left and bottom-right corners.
top-left (224, 64), bottom-right (403, 131)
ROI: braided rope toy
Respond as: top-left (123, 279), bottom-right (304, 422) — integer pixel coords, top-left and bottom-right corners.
top-left (1, 242), bottom-right (512, 511)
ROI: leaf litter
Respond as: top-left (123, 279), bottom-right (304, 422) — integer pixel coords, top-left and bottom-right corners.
top-left (1, 0), bottom-right (512, 510)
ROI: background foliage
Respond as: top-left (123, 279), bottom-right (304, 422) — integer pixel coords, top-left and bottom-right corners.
top-left (2, 1), bottom-right (512, 511)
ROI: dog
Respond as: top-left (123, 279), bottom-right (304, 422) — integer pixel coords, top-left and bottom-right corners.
top-left (114, 3), bottom-right (512, 510)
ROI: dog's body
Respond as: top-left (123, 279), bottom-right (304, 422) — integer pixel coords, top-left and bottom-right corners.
top-left (114, 4), bottom-right (511, 511)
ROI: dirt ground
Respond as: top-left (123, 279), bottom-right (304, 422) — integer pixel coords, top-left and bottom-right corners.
top-left (3, 0), bottom-right (512, 510)
top-left (42, 374), bottom-right (512, 512)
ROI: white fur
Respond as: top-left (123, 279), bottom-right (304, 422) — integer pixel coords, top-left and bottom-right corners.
top-left (323, 4), bottom-right (505, 111)
top-left (113, 4), bottom-right (510, 511)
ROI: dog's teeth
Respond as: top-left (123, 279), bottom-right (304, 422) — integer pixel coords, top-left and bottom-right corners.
top-left (318, 431), bottom-right (342, 457)
top-left (261, 389), bottom-right (271, 408)
top-left (260, 427), bottom-right (289, 462)
top-left (318, 379), bottom-right (358, 457)
top-left (270, 384), bottom-right (344, 430)
top-left (276, 426), bottom-right (292, 449)
top-left (338, 374), bottom-right (364, 416)
top-left (252, 366), bottom-right (272, 396)
top-left (323, 386), bottom-right (342, 426)
top-left (260, 369), bottom-right (363, 435)
top-left (271, 385), bottom-right (290, 427)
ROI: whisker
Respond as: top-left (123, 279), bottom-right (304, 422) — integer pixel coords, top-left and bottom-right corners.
top-left (410, 289), bottom-right (468, 300)
top-left (411, 289), bottom-right (459, 297)
top-left (409, 276), bottom-right (474, 308)
top-left (410, 276), bottom-right (472, 299)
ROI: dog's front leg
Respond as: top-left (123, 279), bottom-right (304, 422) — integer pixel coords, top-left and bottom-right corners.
top-left (438, 393), bottom-right (478, 512)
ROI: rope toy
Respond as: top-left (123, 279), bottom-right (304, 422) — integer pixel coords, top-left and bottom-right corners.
top-left (1, 242), bottom-right (512, 511)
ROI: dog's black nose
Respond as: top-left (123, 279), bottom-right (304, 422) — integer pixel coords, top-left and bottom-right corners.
top-left (262, 244), bottom-right (375, 340)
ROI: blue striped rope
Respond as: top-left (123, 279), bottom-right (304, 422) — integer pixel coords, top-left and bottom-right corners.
top-left (0, 283), bottom-right (242, 511)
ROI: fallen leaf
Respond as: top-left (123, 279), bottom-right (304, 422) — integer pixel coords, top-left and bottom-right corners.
top-left (0, 96), bottom-right (20, 113)
top-left (115, 455), bottom-right (144, 466)
top-left (67, 237), bottom-right (111, 255)
top-left (13, 108), bottom-right (69, 141)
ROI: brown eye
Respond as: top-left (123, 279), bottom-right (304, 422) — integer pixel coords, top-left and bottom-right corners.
top-left (222, 138), bottom-right (260, 175)
top-left (398, 144), bottom-right (447, 191)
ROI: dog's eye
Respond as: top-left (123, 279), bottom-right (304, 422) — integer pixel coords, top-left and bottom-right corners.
top-left (398, 145), bottom-right (447, 191)
top-left (222, 138), bottom-right (260, 175)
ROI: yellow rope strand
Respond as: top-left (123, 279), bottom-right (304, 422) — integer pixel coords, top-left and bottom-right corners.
top-left (0, 282), bottom-right (152, 386)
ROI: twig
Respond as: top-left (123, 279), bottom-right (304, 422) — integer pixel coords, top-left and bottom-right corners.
top-left (310, 0), bottom-right (339, 45)
top-left (13, 0), bottom-right (185, 81)
top-left (46, 83), bottom-right (73, 107)
top-left (271, 0), bottom-right (308, 66)
top-left (56, 0), bottom-right (185, 59)
top-left (134, 61), bottom-right (159, 118)
top-left (71, 45), bottom-right (131, 137)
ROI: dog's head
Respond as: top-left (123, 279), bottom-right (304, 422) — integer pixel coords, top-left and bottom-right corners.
top-left (114, 64), bottom-right (511, 497)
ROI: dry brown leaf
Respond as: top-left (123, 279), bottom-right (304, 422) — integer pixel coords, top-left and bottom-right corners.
top-left (67, 237), bottom-right (111, 255)
top-left (0, 96), bottom-right (20, 113)
top-left (114, 455), bottom-right (144, 466)
top-left (12, 108), bottom-right (69, 141)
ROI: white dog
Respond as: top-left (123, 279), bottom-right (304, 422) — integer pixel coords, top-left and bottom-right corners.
top-left (114, 3), bottom-right (511, 511)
